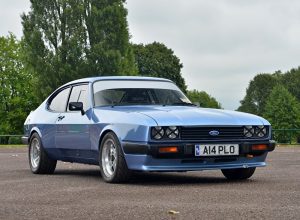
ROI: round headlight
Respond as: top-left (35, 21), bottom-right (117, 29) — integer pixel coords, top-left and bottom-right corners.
top-left (256, 125), bottom-right (267, 137)
top-left (151, 126), bottom-right (164, 140)
top-left (244, 126), bottom-right (254, 137)
top-left (166, 126), bottom-right (179, 139)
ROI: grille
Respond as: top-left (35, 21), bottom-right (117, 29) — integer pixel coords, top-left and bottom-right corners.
top-left (180, 126), bottom-right (245, 140)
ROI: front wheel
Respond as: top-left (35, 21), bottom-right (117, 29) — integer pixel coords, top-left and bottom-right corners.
top-left (99, 132), bottom-right (131, 183)
top-left (221, 167), bottom-right (256, 180)
top-left (28, 133), bottom-right (57, 174)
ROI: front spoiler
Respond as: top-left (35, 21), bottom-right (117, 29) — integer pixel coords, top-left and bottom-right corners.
top-left (124, 153), bottom-right (268, 171)
top-left (142, 162), bottom-right (266, 172)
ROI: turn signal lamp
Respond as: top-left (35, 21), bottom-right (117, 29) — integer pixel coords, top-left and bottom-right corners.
top-left (252, 144), bottom-right (268, 151)
top-left (159, 146), bottom-right (178, 153)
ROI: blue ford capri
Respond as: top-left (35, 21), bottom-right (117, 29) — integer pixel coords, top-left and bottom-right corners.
top-left (22, 76), bottom-right (275, 183)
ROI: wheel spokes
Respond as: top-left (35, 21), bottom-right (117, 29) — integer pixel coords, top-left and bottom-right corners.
top-left (30, 138), bottom-right (41, 168)
top-left (102, 139), bottom-right (118, 177)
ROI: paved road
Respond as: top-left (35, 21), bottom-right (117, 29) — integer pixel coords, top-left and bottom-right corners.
top-left (0, 147), bottom-right (299, 220)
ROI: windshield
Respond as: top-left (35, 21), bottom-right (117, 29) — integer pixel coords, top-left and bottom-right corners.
top-left (93, 80), bottom-right (192, 107)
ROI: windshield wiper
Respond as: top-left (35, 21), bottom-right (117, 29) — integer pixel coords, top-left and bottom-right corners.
top-left (167, 102), bottom-right (197, 106)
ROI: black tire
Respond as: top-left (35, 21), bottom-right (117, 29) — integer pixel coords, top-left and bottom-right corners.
top-left (221, 167), bottom-right (256, 180)
top-left (99, 132), bottom-right (131, 183)
top-left (28, 133), bottom-right (57, 174)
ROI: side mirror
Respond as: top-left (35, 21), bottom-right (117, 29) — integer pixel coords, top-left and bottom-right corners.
top-left (69, 102), bottom-right (85, 115)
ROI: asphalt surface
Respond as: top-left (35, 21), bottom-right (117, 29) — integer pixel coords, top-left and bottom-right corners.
top-left (0, 147), bottom-right (299, 220)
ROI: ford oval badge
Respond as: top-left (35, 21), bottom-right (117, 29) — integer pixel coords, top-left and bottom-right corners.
top-left (209, 130), bottom-right (219, 136)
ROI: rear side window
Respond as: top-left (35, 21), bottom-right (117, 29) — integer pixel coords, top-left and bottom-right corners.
top-left (48, 87), bottom-right (71, 112)
top-left (68, 84), bottom-right (89, 111)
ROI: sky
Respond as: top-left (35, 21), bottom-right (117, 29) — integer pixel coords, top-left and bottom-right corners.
top-left (1, 0), bottom-right (300, 110)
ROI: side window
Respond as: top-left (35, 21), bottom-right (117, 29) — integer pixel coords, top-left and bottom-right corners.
top-left (48, 87), bottom-right (71, 112)
top-left (68, 84), bottom-right (89, 111)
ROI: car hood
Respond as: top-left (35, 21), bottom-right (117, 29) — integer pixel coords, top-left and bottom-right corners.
top-left (96, 106), bottom-right (270, 126)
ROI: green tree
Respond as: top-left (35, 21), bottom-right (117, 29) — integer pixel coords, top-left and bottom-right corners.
top-left (22, 0), bottom-right (137, 101)
top-left (280, 67), bottom-right (300, 101)
top-left (0, 34), bottom-right (37, 137)
top-left (263, 85), bottom-right (300, 142)
top-left (237, 73), bottom-right (280, 115)
top-left (187, 89), bottom-right (221, 108)
top-left (132, 42), bottom-right (187, 92)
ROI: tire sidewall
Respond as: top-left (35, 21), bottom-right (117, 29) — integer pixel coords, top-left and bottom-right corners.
top-left (28, 133), bottom-right (42, 173)
top-left (222, 167), bottom-right (256, 180)
top-left (99, 132), bottom-right (121, 182)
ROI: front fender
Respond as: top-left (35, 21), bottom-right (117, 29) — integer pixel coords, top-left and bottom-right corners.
top-left (29, 126), bottom-right (43, 139)
top-left (92, 124), bottom-right (150, 151)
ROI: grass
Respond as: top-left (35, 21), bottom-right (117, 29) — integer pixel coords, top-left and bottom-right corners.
top-left (0, 144), bottom-right (26, 148)
top-left (276, 144), bottom-right (300, 147)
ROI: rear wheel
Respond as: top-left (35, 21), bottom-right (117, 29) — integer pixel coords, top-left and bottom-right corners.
top-left (99, 132), bottom-right (131, 183)
top-left (221, 167), bottom-right (256, 180)
top-left (28, 133), bottom-right (57, 174)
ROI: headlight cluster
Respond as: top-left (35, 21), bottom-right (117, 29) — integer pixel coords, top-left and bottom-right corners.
top-left (151, 126), bottom-right (180, 140)
top-left (244, 125), bottom-right (268, 138)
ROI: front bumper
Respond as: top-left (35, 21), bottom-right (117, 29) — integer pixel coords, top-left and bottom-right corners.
top-left (122, 140), bottom-right (275, 171)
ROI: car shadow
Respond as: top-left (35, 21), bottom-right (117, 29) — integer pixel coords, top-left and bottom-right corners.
top-left (53, 168), bottom-right (254, 185)
top-left (127, 172), bottom-right (253, 186)
top-left (54, 168), bottom-right (101, 178)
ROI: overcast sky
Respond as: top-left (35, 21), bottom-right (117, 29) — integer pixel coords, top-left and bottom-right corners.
top-left (1, 0), bottom-right (300, 110)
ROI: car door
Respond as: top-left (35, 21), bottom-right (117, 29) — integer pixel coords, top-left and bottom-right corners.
top-left (45, 87), bottom-right (71, 151)
top-left (55, 84), bottom-right (92, 160)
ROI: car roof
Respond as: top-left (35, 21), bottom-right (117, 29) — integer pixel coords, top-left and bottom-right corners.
top-left (64, 76), bottom-right (173, 86)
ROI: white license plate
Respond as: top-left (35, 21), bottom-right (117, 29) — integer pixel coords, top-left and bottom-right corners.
top-left (195, 144), bottom-right (239, 156)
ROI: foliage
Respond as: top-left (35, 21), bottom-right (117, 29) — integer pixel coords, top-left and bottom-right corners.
top-left (280, 67), bottom-right (300, 101)
top-left (187, 90), bottom-right (221, 108)
top-left (0, 34), bottom-right (38, 135)
top-left (22, 0), bottom-right (137, 101)
top-left (263, 85), bottom-right (300, 128)
top-left (237, 73), bottom-right (280, 115)
top-left (263, 85), bottom-right (300, 142)
top-left (132, 42), bottom-right (187, 93)
top-left (8, 137), bottom-right (23, 145)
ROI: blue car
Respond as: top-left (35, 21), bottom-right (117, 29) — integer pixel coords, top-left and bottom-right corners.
top-left (22, 76), bottom-right (275, 183)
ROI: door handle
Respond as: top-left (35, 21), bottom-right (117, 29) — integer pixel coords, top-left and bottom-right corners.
top-left (57, 116), bottom-right (65, 121)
